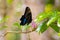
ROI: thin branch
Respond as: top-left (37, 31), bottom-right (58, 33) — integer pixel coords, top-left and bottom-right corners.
top-left (0, 28), bottom-right (37, 37)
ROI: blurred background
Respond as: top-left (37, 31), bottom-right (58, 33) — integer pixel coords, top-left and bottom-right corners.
top-left (0, 0), bottom-right (60, 40)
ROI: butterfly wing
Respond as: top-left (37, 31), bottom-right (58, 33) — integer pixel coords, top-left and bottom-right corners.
top-left (20, 7), bottom-right (32, 25)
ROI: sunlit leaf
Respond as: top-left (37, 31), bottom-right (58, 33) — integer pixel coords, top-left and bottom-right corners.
top-left (57, 17), bottom-right (60, 27)
top-left (36, 23), bottom-right (43, 33)
top-left (34, 12), bottom-right (51, 23)
top-left (36, 20), bottom-right (48, 33)
top-left (47, 11), bottom-right (58, 26)
top-left (47, 16), bottom-right (57, 26)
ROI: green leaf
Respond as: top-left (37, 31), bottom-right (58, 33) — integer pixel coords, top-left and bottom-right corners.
top-left (34, 12), bottom-right (51, 23)
top-left (36, 20), bottom-right (48, 33)
top-left (50, 23), bottom-right (59, 33)
top-left (47, 11), bottom-right (58, 26)
top-left (47, 16), bottom-right (57, 26)
top-left (36, 23), bottom-right (43, 33)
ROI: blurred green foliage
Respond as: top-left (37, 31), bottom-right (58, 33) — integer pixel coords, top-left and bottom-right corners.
top-left (6, 0), bottom-right (13, 5)
top-left (13, 22), bottom-right (22, 30)
top-left (0, 16), bottom-right (9, 23)
top-left (58, 33), bottom-right (60, 36)
top-left (0, 16), bottom-right (9, 30)
top-left (6, 33), bottom-right (20, 40)
top-left (0, 25), bottom-right (7, 30)
top-left (45, 4), bottom-right (53, 12)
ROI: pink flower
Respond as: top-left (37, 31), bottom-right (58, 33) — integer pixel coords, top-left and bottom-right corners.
top-left (31, 21), bottom-right (37, 28)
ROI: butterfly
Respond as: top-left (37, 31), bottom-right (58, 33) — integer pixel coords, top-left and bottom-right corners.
top-left (20, 7), bottom-right (32, 25)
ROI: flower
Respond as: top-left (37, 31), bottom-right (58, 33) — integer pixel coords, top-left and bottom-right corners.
top-left (31, 21), bottom-right (37, 28)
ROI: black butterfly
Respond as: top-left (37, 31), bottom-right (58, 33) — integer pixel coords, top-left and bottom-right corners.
top-left (20, 7), bottom-right (32, 25)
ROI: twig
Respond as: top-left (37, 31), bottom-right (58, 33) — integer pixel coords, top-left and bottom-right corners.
top-left (3, 28), bottom-right (37, 37)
